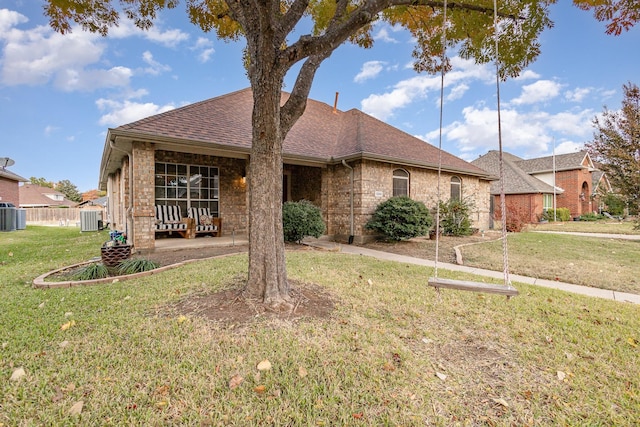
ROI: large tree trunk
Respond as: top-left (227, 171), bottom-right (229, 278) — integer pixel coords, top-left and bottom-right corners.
top-left (244, 38), bottom-right (292, 308)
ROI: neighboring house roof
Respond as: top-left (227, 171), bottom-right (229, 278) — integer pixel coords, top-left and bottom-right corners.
top-left (100, 88), bottom-right (494, 188)
top-left (19, 184), bottom-right (77, 207)
top-left (516, 151), bottom-right (594, 174)
top-left (0, 168), bottom-right (28, 182)
top-left (472, 150), bottom-right (560, 195)
top-left (78, 196), bottom-right (108, 207)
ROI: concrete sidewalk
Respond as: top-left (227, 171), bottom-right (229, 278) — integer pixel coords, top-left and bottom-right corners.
top-left (303, 238), bottom-right (640, 305)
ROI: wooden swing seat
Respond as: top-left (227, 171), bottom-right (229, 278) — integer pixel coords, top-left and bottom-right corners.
top-left (428, 277), bottom-right (518, 297)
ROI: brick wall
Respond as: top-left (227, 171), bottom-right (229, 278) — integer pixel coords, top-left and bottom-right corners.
top-left (555, 169), bottom-right (593, 218)
top-left (324, 159), bottom-right (491, 243)
top-left (0, 177), bottom-right (19, 206)
top-left (495, 194), bottom-right (543, 224)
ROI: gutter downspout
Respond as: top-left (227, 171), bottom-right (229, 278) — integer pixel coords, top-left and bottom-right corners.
top-left (341, 160), bottom-right (354, 244)
top-left (109, 139), bottom-right (133, 245)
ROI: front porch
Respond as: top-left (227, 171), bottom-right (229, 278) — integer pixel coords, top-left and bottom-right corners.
top-left (152, 233), bottom-right (249, 252)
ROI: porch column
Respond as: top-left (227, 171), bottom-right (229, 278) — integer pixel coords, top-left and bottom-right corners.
top-left (131, 141), bottom-right (155, 250)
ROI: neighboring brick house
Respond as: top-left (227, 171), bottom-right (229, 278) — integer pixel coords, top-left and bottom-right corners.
top-left (0, 167), bottom-right (28, 206)
top-left (99, 88), bottom-right (495, 250)
top-left (472, 150), bottom-right (609, 223)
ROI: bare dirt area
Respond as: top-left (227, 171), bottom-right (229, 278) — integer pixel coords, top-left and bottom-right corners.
top-left (359, 232), bottom-right (502, 264)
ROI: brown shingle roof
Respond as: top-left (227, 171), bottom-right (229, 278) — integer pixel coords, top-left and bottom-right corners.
top-left (516, 151), bottom-right (592, 173)
top-left (472, 150), bottom-right (560, 195)
top-left (110, 88), bottom-right (489, 177)
top-left (19, 184), bottom-right (77, 207)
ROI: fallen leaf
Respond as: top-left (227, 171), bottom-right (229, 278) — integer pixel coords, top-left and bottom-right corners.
top-left (229, 374), bottom-right (244, 390)
top-left (492, 398), bottom-right (509, 408)
top-left (435, 372), bottom-right (447, 381)
top-left (52, 387), bottom-right (64, 403)
top-left (64, 312), bottom-right (73, 318)
top-left (421, 338), bottom-right (433, 344)
top-left (254, 385), bottom-right (266, 394)
top-left (367, 279), bottom-right (373, 285)
top-left (353, 412), bottom-right (364, 419)
top-left (38, 302), bottom-right (45, 309)
top-left (298, 366), bottom-right (308, 378)
top-left (627, 338), bottom-right (638, 348)
top-left (257, 360), bottom-right (272, 371)
top-left (60, 320), bottom-right (76, 331)
top-left (155, 385), bottom-right (170, 396)
top-left (10, 367), bottom-right (25, 381)
top-left (155, 400), bottom-right (168, 408)
top-left (59, 341), bottom-right (70, 348)
top-left (68, 401), bottom-right (83, 416)
top-left (8, 252), bottom-right (13, 257)
top-left (557, 371), bottom-right (566, 381)
top-left (177, 315), bottom-right (187, 324)
top-left (382, 362), bottom-right (395, 371)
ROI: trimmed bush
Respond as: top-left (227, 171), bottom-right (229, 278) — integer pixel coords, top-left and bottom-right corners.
top-left (366, 196), bottom-right (433, 241)
top-left (437, 198), bottom-right (475, 236)
top-left (541, 208), bottom-right (571, 222)
top-left (282, 200), bottom-right (326, 243)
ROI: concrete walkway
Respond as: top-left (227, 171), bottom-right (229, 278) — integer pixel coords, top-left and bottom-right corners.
top-left (303, 237), bottom-right (640, 305)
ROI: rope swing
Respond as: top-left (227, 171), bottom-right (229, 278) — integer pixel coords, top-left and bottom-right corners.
top-left (428, 0), bottom-right (518, 298)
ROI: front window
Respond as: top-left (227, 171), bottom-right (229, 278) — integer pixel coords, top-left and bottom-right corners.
top-left (393, 169), bottom-right (409, 197)
top-left (543, 194), bottom-right (553, 210)
top-left (155, 162), bottom-right (219, 215)
top-left (450, 176), bottom-right (461, 201)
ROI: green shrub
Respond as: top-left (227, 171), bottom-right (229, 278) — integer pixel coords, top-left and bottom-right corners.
top-left (437, 198), bottom-right (475, 236)
top-left (578, 212), bottom-right (602, 221)
top-left (282, 200), bottom-right (326, 243)
top-left (72, 263), bottom-right (109, 281)
top-left (117, 258), bottom-right (160, 275)
top-left (603, 193), bottom-right (625, 216)
top-left (542, 208), bottom-right (571, 222)
top-left (366, 196), bottom-right (433, 241)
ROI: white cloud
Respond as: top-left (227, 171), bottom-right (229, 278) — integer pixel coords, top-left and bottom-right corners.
top-left (554, 140), bottom-right (584, 154)
top-left (354, 60), bottom-right (386, 83)
top-left (373, 27), bottom-right (398, 43)
top-left (44, 125), bottom-right (58, 136)
top-left (514, 69), bottom-right (540, 81)
top-left (96, 98), bottom-right (175, 127)
top-left (565, 87), bottom-right (591, 102)
top-left (510, 79), bottom-right (562, 105)
top-left (142, 51), bottom-right (171, 75)
top-left (0, 8), bottom-right (28, 34)
top-left (360, 57), bottom-right (492, 120)
top-left (192, 37), bottom-right (215, 63)
top-left (109, 19), bottom-right (189, 48)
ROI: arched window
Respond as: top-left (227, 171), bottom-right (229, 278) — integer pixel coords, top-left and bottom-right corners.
top-left (393, 169), bottom-right (409, 197)
top-left (450, 176), bottom-right (461, 201)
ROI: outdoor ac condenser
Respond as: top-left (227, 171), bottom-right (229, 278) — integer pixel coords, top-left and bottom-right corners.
top-left (80, 210), bottom-right (101, 232)
top-left (16, 208), bottom-right (26, 230)
top-left (0, 207), bottom-right (17, 232)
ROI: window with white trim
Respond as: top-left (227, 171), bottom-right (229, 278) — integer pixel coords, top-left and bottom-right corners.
top-left (393, 169), bottom-right (409, 197)
top-left (154, 162), bottom-right (219, 215)
top-left (450, 176), bottom-right (461, 201)
top-left (543, 194), bottom-right (553, 211)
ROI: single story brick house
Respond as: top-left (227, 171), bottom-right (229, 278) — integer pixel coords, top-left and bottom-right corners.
top-left (99, 88), bottom-right (494, 250)
top-left (472, 150), bottom-right (610, 223)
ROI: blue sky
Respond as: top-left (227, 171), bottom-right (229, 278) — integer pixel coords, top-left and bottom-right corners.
top-left (1, 1), bottom-right (638, 193)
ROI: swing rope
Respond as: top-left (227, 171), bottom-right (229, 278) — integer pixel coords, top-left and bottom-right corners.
top-left (429, 0), bottom-right (517, 297)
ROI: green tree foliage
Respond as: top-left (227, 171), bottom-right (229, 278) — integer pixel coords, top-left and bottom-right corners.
top-left (29, 177), bottom-right (53, 188)
top-left (55, 179), bottom-right (83, 203)
top-left (586, 82), bottom-right (640, 215)
top-left (282, 200), bottom-right (326, 244)
top-left (437, 198), bottom-right (474, 236)
top-left (366, 196), bottom-right (432, 241)
top-left (603, 193), bottom-right (625, 216)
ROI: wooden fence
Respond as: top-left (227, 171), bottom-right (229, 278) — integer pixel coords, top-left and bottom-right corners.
top-left (25, 208), bottom-right (82, 226)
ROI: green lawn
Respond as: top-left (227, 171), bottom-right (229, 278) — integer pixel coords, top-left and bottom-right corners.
top-left (1, 227), bottom-right (639, 425)
top-left (460, 231), bottom-right (640, 294)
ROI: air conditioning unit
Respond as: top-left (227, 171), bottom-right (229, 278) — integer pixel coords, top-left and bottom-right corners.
top-left (16, 209), bottom-right (27, 230)
top-left (0, 207), bottom-right (17, 232)
top-left (80, 210), bottom-right (102, 232)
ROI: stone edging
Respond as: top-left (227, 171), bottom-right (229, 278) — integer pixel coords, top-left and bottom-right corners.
top-left (32, 251), bottom-right (246, 289)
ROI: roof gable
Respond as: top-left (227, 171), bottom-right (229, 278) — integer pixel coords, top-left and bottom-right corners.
top-left (0, 168), bottom-right (28, 182)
